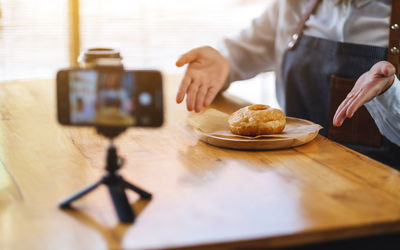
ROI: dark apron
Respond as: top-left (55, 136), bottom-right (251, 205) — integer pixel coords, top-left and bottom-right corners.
top-left (281, 35), bottom-right (400, 168)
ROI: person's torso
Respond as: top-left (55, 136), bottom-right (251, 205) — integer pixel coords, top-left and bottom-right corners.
top-left (274, 0), bottom-right (392, 109)
top-left (279, 0), bottom-right (400, 168)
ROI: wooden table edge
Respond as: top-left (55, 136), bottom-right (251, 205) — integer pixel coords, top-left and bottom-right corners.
top-left (165, 220), bottom-right (400, 249)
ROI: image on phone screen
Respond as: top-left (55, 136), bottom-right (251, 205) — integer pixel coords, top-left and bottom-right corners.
top-left (69, 70), bottom-right (136, 126)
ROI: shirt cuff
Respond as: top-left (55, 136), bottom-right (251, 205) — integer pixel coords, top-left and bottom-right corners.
top-left (364, 75), bottom-right (400, 146)
top-left (371, 75), bottom-right (400, 109)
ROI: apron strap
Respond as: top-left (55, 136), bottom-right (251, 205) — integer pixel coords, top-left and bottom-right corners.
top-left (388, 0), bottom-right (400, 78)
top-left (287, 0), bottom-right (320, 50)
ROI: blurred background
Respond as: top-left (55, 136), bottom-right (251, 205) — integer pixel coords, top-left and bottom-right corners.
top-left (0, 0), bottom-right (278, 106)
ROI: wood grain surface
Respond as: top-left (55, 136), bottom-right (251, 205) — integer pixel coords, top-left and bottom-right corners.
top-left (1, 75), bottom-right (400, 250)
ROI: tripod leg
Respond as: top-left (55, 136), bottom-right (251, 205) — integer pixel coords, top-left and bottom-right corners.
top-left (123, 180), bottom-right (152, 199)
top-left (59, 181), bottom-right (102, 208)
top-left (108, 184), bottom-right (135, 223)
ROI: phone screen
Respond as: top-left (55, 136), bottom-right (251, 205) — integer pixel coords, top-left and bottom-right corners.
top-left (69, 70), bottom-right (135, 126)
top-left (62, 69), bottom-right (162, 127)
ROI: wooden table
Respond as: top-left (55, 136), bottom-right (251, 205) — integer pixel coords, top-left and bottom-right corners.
top-left (1, 75), bottom-right (400, 250)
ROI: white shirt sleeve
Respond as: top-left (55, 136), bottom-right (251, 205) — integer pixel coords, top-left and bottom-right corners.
top-left (364, 77), bottom-right (400, 146)
top-left (220, 0), bottom-right (279, 84)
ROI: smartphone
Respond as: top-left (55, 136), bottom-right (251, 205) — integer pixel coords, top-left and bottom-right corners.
top-left (57, 69), bottom-right (163, 127)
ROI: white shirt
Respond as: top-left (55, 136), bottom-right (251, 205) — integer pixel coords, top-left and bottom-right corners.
top-left (221, 0), bottom-right (400, 146)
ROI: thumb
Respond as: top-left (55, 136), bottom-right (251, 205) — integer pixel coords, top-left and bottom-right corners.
top-left (176, 49), bottom-right (200, 67)
top-left (379, 62), bottom-right (396, 77)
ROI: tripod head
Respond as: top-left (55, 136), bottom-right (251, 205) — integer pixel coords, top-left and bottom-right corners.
top-left (95, 126), bottom-right (127, 173)
top-left (96, 126), bottom-right (127, 140)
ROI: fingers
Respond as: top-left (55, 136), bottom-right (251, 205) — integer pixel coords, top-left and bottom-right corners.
top-left (176, 48), bottom-right (200, 67)
top-left (204, 87), bottom-right (218, 107)
top-left (334, 60), bottom-right (396, 127)
top-left (333, 100), bottom-right (351, 127)
top-left (333, 89), bottom-right (368, 127)
top-left (195, 85), bottom-right (208, 112)
top-left (186, 81), bottom-right (200, 111)
top-left (333, 90), bottom-right (358, 126)
top-left (345, 91), bottom-right (368, 119)
top-left (177, 81), bottom-right (219, 112)
top-left (176, 75), bottom-right (192, 103)
top-left (175, 45), bottom-right (225, 111)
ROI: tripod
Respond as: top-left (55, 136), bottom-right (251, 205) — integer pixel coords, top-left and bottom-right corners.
top-left (59, 127), bottom-right (152, 223)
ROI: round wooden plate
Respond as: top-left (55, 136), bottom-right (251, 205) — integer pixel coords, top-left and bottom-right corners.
top-left (195, 117), bottom-right (320, 150)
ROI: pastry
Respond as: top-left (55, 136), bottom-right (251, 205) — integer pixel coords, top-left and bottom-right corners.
top-left (228, 104), bottom-right (286, 136)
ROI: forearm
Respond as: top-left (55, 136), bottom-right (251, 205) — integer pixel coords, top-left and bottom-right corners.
top-left (219, 0), bottom-right (279, 88)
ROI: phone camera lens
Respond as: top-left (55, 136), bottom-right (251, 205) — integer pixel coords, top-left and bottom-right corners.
top-left (139, 92), bottom-right (152, 106)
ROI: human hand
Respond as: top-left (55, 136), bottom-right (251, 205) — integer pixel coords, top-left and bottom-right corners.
top-left (175, 46), bottom-right (230, 112)
top-left (333, 61), bottom-right (396, 127)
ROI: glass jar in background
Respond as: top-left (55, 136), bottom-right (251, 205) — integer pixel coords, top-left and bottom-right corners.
top-left (78, 48), bottom-right (123, 69)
